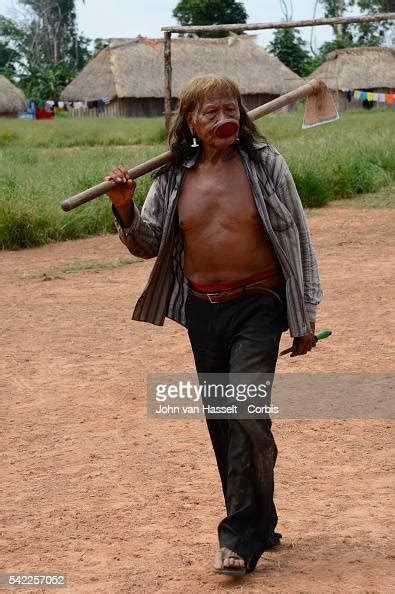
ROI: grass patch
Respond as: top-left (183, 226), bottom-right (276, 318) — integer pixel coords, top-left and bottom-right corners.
top-left (258, 108), bottom-right (395, 208)
top-left (0, 144), bottom-right (159, 249)
top-left (1, 109), bottom-right (394, 249)
top-left (330, 183), bottom-right (395, 208)
top-left (0, 117), bottom-right (166, 148)
top-left (22, 257), bottom-right (142, 280)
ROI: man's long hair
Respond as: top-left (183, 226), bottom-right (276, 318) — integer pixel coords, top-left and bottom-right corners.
top-left (154, 75), bottom-right (267, 178)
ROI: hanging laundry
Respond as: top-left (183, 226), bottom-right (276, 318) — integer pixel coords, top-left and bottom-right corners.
top-left (97, 99), bottom-right (105, 113)
top-left (44, 101), bottom-right (54, 113)
top-left (345, 90), bottom-right (353, 102)
top-left (35, 104), bottom-right (54, 119)
top-left (386, 93), bottom-right (394, 105)
top-left (366, 92), bottom-right (374, 102)
top-left (354, 90), bottom-right (361, 99)
top-left (27, 99), bottom-right (35, 114)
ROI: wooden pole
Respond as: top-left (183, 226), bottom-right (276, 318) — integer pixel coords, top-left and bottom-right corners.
top-left (161, 13), bottom-right (395, 34)
top-left (164, 31), bottom-right (173, 134)
top-left (336, 0), bottom-right (345, 40)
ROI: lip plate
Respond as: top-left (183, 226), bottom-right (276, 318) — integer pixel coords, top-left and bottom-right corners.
top-left (214, 121), bottom-right (239, 138)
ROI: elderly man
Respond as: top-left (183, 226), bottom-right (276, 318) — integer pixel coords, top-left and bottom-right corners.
top-left (106, 75), bottom-right (323, 576)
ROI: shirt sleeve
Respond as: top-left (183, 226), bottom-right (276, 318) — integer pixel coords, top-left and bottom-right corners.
top-left (112, 176), bottom-right (165, 259)
top-left (274, 157), bottom-right (323, 323)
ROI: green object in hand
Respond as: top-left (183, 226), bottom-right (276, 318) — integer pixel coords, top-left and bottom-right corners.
top-left (280, 328), bottom-right (332, 356)
top-left (315, 329), bottom-right (332, 341)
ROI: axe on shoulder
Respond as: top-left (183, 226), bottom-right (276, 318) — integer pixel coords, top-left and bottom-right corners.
top-left (61, 79), bottom-right (338, 213)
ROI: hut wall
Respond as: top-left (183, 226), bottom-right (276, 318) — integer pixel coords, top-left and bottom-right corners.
top-left (241, 93), bottom-right (276, 110)
top-left (332, 91), bottom-right (349, 112)
top-left (0, 111), bottom-right (19, 117)
top-left (68, 98), bottom-right (165, 118)
top-left (118, 98), bottom-right (164, 116)
top-left (241, 93), bottom-right (297, 113)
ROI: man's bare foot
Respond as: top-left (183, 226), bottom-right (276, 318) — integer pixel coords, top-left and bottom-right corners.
top-left (213, 547), bottom-right (246, 576)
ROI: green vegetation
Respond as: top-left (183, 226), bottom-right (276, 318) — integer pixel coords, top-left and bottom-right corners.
top-left (265, 1), bottom-right (392, 76)
top-left (0, 117), bottom-right (167, 148)
top-left (261, 109), bottom-right (395, 208)
top-left (330, 183), bottom-right (395, 208)
top-left (0, 109), bottom-right (394, 250)
top-left (1, 1), bottom-right (103, 98)
top-left (173, 0), bottom-right (248, 38)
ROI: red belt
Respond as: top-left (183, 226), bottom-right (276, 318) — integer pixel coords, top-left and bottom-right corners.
top-left (188, 275), bottom-right (285, 304)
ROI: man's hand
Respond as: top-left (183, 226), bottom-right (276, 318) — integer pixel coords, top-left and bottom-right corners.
top-left (290, 322), bottom-right (316, 357)
top-left (105, 166), bottom-right (136, 208)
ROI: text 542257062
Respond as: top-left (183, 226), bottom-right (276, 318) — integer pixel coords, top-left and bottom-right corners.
top-left (0, 573), bottom-right (67, 588)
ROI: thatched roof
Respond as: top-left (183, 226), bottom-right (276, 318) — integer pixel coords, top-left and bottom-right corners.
top-left (61, 36), bottom-right (303, 102)
top-left (309, 47), bottom-right (395, 91)
top-left (0, 75), bottom-right (26, 114)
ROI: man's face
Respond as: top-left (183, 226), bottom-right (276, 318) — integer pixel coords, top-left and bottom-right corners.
top-left (187, 91), bottom-right (240, 149)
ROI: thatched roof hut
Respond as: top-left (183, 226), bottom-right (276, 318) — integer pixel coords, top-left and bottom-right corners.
top-left (0, 75), bottom-right (26, 117)
top-left (61, 36), bottom-right (303, 117)
top-left (309, 47), bottom-right (395, 110)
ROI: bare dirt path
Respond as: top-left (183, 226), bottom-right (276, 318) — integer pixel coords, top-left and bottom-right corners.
top-left (1, 206), bottom-right (394, 593)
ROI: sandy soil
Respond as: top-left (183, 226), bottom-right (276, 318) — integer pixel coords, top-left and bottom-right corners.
top-left (1, 206), bottom-right (394, 594)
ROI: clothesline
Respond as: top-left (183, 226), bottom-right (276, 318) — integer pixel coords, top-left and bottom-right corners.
top-left (347, 89), bottom-right (394, 105)
top-left (18, 97), bottom-right (113, 118)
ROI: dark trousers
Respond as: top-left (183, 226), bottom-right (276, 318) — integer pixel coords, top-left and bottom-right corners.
top-left (185, 284), bottom-right (288, 570)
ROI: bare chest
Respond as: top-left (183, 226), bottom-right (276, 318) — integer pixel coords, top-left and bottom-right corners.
top-left (177, 158), bottom-right (260, 229)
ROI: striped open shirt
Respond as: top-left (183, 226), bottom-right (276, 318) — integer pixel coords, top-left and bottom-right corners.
top-left (113, 143), bottom-right (323, 337)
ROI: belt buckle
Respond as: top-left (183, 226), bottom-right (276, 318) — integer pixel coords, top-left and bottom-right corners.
top-left (206, 291), bottom-right (221, 303)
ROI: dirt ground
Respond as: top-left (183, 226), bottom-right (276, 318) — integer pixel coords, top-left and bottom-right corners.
top-left (1, 206), bottom-right (394, 594)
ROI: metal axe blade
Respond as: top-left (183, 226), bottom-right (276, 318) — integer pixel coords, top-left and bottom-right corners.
top-left (302, 82), bottom-right (339, 129)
